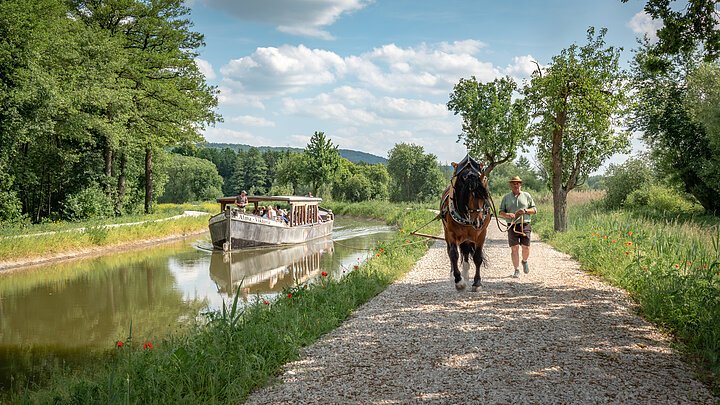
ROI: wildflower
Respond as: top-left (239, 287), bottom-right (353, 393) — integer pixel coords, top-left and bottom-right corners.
top-left (353, 265), bottom-right (359, 270)
top-left (376, 253), bottom-right (381, 257)
top-left (642, 267), bottom-right (648, 271)
top-left (263, 299), bottom-right (270, 305)
top-left (624, 241), bottom-right (632, 246)
top-left (116, 341), bottom-right (124, 348)
top-left (603, 235), bottom-right (607, 239)
top-left (628, 231), bottom-right (633, 236)
top-left (321, 271), bottom-right (328, 277)
top-left (405, 239), bottom-right (410, 243)
top-left (674, 264), bottom-right (680, 269)
top-left (686, 261), bottom-right (692, 265)
top-left (143, 342), bottom-right (153, 350)
top-left (379, 249), bottom-right (385, 253)
top-left (624, 251), bottom-right (631, 255)
top-left (612, 239), bottom-right (617, 243)
top-left (287, 293), bottom-right (293, 298)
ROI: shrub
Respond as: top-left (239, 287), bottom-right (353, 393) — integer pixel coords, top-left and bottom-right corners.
top-left (604, 157), bottom-right (654, 209)
top-left (626, 185), bottom-right (700, 214)
top-left (62, 184), bottom-right (114, 220)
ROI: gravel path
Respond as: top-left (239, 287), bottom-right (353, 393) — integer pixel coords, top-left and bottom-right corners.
top-left (245, 224), bottom-right (718, 404)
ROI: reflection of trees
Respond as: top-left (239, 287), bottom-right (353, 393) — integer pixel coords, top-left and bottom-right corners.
top-left (209, 238), bottom-right (334, 297)
top-left (0, 244), bottom-right (204, 348)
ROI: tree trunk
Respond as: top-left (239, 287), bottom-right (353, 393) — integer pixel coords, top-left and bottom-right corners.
top-left (115, 152), bottom-right (127, 216)
top-left (144, 146), bottom-right (153, 214)
top-left (104, 144), bottom-right (113, 178)
top-left (553, 187), bottom-right (568, 232)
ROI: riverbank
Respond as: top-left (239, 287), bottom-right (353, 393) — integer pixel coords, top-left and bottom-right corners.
top-left (0, 210), bottom-right (212, 272)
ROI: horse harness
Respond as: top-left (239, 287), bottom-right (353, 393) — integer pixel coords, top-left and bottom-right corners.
top-left (440, 156), bottom-right (492, 230)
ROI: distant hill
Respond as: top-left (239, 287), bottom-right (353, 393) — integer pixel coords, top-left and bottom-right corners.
top-left (205, 142), bottom-right (388, 165)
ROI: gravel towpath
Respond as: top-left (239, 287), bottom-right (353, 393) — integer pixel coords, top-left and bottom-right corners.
top-left (245, 224), bottom-right (717, 404)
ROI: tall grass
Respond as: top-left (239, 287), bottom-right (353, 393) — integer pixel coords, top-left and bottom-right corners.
top-left (534, 201), bottom-right (720, 389)
top-left (3, 204), bottom-right (441, 404)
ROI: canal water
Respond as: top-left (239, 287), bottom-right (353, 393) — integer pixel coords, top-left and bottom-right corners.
top-left (0, 217), bottom-right (395, 390)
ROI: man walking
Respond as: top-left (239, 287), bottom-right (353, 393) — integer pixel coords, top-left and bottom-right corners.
top-left (499, 176), bottom-right (536, 278)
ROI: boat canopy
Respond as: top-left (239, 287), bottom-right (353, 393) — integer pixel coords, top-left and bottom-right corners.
top-left (216, 195), bottom-right (323, 211)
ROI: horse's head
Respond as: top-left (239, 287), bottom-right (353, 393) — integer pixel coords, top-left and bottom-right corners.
top-left (452, 155), bottom-right (489, 220)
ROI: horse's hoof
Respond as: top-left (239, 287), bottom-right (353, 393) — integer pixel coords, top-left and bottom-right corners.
top-left (471, 285), bottom-right (481, 292)
top-left (455, 282), bottom-right (466, 290)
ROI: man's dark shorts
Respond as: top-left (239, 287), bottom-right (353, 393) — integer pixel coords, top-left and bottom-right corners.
top-left (507, 223), bottom-right (531, 247)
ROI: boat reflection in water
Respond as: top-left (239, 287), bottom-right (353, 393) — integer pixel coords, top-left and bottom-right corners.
top-left (209, 236), bottom-right (334, 300)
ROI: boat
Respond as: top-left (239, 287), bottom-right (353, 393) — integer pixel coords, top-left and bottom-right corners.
top-left (209, 237), bottom-right (334, 296)
top-left (208, 195), bottom-right (334, 251)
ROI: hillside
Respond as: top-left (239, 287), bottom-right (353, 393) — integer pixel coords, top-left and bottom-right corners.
top-left (205, 143), bottom-right (388, 165)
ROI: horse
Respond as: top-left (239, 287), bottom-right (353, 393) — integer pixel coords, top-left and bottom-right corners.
top-left (439, 154), bottom-right (492, 292)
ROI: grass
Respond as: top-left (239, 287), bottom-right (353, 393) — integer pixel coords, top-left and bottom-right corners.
top-left (0, 203), bottom-right (216, 263)
top-left (3, 202), bottom-right (441, 404)
top-left (532, 194), bottom-right (720, 392)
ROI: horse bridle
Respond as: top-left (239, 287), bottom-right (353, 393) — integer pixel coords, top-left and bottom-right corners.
top-left (443, 167), bottom-right (491, 229)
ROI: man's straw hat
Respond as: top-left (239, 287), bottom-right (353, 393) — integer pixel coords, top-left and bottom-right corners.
top-left (509, 176), bottom-right (523, 183)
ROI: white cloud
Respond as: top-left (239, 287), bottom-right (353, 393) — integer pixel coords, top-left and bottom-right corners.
top-left (228, 115), bottom-right (276, 127)
top-left (503, 55), bottom-right (539, 80)
top-left (216, 86), bottom-right (266, 108)
top-left (220, 44), bottom-right (346, 94)
top-left (628, 11), bottom-right (662, 43)
top-left (200, 0), bottom-right (371, 39)
top-left (194, 58), bottom-right (216, 80)
top-left (202, 127), bottom-right (256, 144)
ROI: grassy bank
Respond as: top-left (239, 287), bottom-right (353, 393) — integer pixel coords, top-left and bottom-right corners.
top-left (4, 202), bottom-right (440, 404)
top-left (532, 198), bottom-right (720, 390)
top-left (0, 202), bottom-right (216, 263)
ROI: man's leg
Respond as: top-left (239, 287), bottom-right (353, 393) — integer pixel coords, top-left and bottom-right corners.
top-left (511, 244), bottom-right (520, 277)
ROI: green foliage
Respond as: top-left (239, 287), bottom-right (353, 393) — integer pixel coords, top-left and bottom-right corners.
top-left (159, 154), bottom-right (223, 203)
top-left (331, 159), bottom-right (389, 202)
top-left (524, 27), bottom-right (630, 231)
top-left (487, 157), bottom-right (547, 195)
top-left (686, 61), bottom-right (720, 151)
top-left (447, 76), bottom-right (530, 172)
top-left (621, 0), bottom-right (720, 62)
top-left (302, 131), bottom-right (341, 197)
top-left (387, 143), bottom-right (445, 203)
top-left (230, 148), bottom-right (268, 195)
top-left (62, 184), bottom-right (114, 221)
top-left (625, 185), bottom-right (702, 214)
top-left (604, 157), bottom-right (654, 209)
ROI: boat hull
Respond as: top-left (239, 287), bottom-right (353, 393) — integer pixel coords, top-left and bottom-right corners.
top-left (209, 210), bottom-right (334, 250)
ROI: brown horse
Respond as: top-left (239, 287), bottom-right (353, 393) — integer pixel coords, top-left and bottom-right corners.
top-left (440, 154), bottom-right (492, 291)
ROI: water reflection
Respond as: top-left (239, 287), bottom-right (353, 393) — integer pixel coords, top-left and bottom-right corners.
top-left (209, 237), bottom-right (334, 298)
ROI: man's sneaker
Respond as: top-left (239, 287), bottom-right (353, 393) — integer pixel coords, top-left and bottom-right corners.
top-left (512, 268), bottom-right (520, 278)
top-left (522, 260), bottom-right (530, 274)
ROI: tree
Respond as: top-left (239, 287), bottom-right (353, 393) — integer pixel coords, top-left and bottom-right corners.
top-left (275, 152), bottom-right (305, 195)
top-left (604, 157), bottom-right (655, 208)
top-left (159, 154), bottom-right (223, 203)
top-left (447, 76), bottom-right (530, 173)
top-left (302, 131), bottom-right (341, 196)
top-left (621, 0), bottom-right (720, 63)
top-left (68, 0), bottom-right (220, 214)
top-left (387, 143), bottom-right (445, 203)
top-left (686, 61), bottom-right (720, 145)
top-left (230, 148), bottom-right (267, 195)
top-left (523, 28), bottom-right (630, 231)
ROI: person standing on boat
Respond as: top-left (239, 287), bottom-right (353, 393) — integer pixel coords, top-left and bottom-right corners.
top-left (236, 190), bottom-right (248, 212)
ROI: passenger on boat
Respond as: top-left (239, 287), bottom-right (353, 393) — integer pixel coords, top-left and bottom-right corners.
top-left (278, 208), bottom-right (289, 224)
top-left (236, 190), bottom-right (248, 212)
top-left (264, 205), bottom-right (277, 220)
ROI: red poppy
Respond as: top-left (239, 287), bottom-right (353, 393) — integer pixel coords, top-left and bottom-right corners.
top-left (143, 342), bottom-right (153, 350)
top-left (379, 249), bottom-right (385, 253)
top-left (116, 341), bottom-right (124, 348)
top-left (376, 253), bottom-right (381, 257)
top-left (321, 271), bottom-right (328, 277)
top-left (628, 231), bottom-right (633, 236)
top-left (612, 239), bottom-right (617, 243)
top-left (287, 293), bottom-right (293, 298)
top-left (353, 265), bottom-right (358, 269)
top-left (674, 264), bottom-right (680, 268)
top-left (624, 251), bottom-right (631, 255)
top-left (263, 299), bottom-right (270, 305)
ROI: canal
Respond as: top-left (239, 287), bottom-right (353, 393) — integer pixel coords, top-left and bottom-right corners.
top-left (0, 217), bottom-right (395, 390)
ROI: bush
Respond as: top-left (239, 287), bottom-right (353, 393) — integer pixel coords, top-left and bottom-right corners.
top-left (159, 154), bottom-right (224, 203)
top-left (62, 184), bottom-right (114, 220)
top-left (626, 185), bottom-right (700, 214)
top-left (604, 157), bottom-right (654, 209)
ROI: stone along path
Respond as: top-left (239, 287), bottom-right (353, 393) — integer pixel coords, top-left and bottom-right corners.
top-left (245, 224), bottom-right (717, 404)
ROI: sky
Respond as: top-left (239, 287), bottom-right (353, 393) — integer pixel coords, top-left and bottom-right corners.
top-left (186, 0), bottom-right (661, 169)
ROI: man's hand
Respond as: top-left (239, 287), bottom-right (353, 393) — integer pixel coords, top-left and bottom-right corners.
top-left (515, 208), bottom-right (526, 216)
top-left (506, 212), bottom-right (516, 219)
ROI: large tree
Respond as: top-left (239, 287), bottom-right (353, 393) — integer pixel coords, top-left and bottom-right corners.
top-left (68, 0), bottom-right (220, 214)
top-left (387, 143), bottom-right (445, 203)
top-left (524, 27), bottom-right (630, 231)
top-left (447, 76), bottom-right (530, 173)
top-left (302, 131), bottom-right (341, 197)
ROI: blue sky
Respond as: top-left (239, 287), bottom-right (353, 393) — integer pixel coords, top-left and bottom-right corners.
top-left (187, 0), bottom-right (661, 167)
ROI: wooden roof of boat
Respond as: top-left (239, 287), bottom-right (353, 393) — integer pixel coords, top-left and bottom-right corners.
top-left (216, 195), bottom-right (323, 205)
